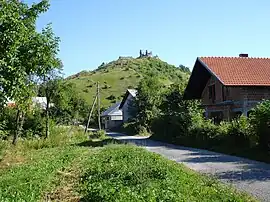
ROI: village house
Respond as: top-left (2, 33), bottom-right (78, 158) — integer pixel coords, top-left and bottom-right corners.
top-left (6, 97), bottom-right (50, 110)
top-left (101, 102), bottom-right (123, 129)
top-left (119, 89), bottom-right (137, 122)
top-left (184, 54), bottom-right (270, 123)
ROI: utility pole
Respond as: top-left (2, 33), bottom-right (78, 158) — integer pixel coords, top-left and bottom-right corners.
top-left (97, 82), bottom-right (101, 130)
top-left (84, 95), bottom-right (97, 134)
top-left (84, 81), bottom-right (102, 134)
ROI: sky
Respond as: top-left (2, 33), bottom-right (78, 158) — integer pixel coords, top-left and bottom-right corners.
top-left (26, 0), bottom-right (270, 76)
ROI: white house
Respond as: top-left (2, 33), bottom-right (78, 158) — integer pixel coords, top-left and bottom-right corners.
top-left (101, 102), bottom-right (123, 129)
top-left (119, 89), bottom-right (137, 122)
top-left (6, 97), bottom-right (51, 110)
top-left (32, 97), bottom-right (48, 110)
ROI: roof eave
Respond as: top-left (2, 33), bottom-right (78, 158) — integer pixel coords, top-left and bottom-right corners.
top-left (198, 57), bottom-right (225, 86)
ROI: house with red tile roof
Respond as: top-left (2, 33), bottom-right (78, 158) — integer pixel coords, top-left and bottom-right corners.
top-left (184, 54), bottom-right (270, 123)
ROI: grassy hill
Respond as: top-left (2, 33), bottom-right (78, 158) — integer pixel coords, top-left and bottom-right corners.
top-left (66, 56), bottom-right (190, 108)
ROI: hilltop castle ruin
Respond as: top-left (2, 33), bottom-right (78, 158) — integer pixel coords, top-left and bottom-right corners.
top-left (139, 50), bottom-right (153, 58)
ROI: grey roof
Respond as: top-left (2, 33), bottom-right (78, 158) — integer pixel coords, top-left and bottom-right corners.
top-left (101, 102), bottom-right (123, 117)
top-left (127, 89), bottom-right (137, 97)
top-left (119, 89), bottom-right (137, 109)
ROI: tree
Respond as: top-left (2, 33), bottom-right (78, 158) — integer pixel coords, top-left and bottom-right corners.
top-left (0, 0), bottom-right (52, 144)
top-left (249, 100), bottom-right (270, 150)
top-left (179, 65), bottom-right (190, 73)
top-left (135, 76), bottom-right (164, 130)
top-left (159, 84), bottom-right (192, 135)
top-left (38, 75), bottom-right (62, 138)
top-left (35, 25), bottom-right (62, 139)
top-left (48, 81), bottom-right (89, 125)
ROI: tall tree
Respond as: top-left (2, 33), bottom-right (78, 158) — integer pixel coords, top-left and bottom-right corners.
top-left (35, 25), bottom-right (62, 139)
top-left (0, 0), bottom-right (62, 144)
top-left (136, 76), bottom-right (164, 130)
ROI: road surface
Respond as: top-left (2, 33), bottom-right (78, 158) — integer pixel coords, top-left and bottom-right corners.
top-left (107, 132), bottom-right (270, 202)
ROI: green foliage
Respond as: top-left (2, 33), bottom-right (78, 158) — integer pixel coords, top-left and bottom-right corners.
top-left (0, 107), bottom-right (17, 139)
top-left (179, 64), bottom-right (191, 73)
top-left (79, 145), bottom-right (253, 202)
top-left (0, 107), bottom-right (52, 139)
top-left (155, 84), bottom-right (192, 137)
top-left (22, 108), bottom-right (47, 138)
top-left (0, 129), bottom-right (254, 201)
top-left (49, 81), bottom-right (90, 124)
top-left (135, 76), bottom-right (165, 130)
top-left (18, 127), bottom-right (87, 150)
top-left (249, 100), bottom-right (270, 150)
top-left (0, 0), bottom-right (61, 143)
top-left (225, 116), bottom-right (252, 147)
top-left (0, 127), bottom-right (89, 201)
top-left (90, 130), bottom-right (107, 139)
top-left (0, 0), bottom-right (55, 107)
top-left (66, 57), bottom-right (189, 108)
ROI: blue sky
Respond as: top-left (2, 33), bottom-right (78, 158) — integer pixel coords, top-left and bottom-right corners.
top-left (28, 0), bottom-right (270, 76)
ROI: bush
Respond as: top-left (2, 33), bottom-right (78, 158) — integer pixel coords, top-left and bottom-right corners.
top-left (23, 108), bottom-right (47, 138)
top-left (0, 107), bottom-right (17, 137)
top-left (187, 119), bottom-right (224, 148)
top-left (225, 116), bottom-right (253, 147)
top-left (106, 95), bottom-right (116, 101)
top-left (249, 100), bottom-right (270, 150)
top-left (90, 130), bottom-right (107, 139)
top-left (17, 126), bottom-right (87, 150)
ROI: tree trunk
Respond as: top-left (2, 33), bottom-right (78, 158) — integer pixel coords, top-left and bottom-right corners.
top-left (12, 110), bottom-right (21, 145)
top-left (19, 112), bottom-right (25, 138)
top-left (13, 110), bottom-right (25, 145)
top-left (45, 98), bottom-right (50, 139)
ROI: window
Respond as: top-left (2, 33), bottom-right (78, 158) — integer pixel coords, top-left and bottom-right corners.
top-left (222, 86), bottom-right (225, 101)
top-left (208, 85), bottom-right (216, 102)
top-left (222, 86), bottom-right (230, 101)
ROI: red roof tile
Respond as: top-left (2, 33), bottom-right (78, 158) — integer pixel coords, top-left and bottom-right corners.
top-left (199, 57), bottom-right (270, 86)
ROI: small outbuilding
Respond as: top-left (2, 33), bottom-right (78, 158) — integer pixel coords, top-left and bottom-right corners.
top-left (101, 102), bottom-right (123, 129)
top-left (119, 89), bottom-right (137, 122)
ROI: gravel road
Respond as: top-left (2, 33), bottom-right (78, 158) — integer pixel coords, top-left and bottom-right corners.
top-left (108, 132), bottom-right (270, 202)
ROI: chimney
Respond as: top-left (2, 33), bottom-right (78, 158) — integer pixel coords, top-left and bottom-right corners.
top-left (239, 53), bottom-right (248, 57)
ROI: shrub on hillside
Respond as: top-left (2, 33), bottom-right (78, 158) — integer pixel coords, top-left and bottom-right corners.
top-left (106, 95), bottom-right (116, 101)
top-left (249, 100), bottom-right (270, 150)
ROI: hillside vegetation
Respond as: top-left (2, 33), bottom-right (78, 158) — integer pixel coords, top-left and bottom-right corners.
top-left (67, 57), bottom-right (190, 108)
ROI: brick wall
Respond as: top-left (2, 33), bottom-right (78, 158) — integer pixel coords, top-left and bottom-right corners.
top-left (240, 87), bottom-right (270, 100)
top-left (202, 75), bottom-right (270, 121)
top-left (202, 76), bottom-right (270, 105)
top-left (201, 76), bottom-right (224, 104)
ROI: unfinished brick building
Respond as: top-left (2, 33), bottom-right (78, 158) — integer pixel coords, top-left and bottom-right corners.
top-left (184, 54), bottom-right (270, 123)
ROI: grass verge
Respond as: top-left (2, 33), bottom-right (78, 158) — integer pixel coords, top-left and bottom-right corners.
top-left (0, 128), bottom-right (256, 202)
top-left (78, 144), bottom-right (255, 202)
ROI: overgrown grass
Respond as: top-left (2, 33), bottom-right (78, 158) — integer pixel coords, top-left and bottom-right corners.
top-left (0, 146), bottom-right (87, 202)
top-left (0, 127), bottom-right (90, 202)
top-left (78, 145), bottom-right (255, 202)
top-left (0, 127), bottom-right (256, 201)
